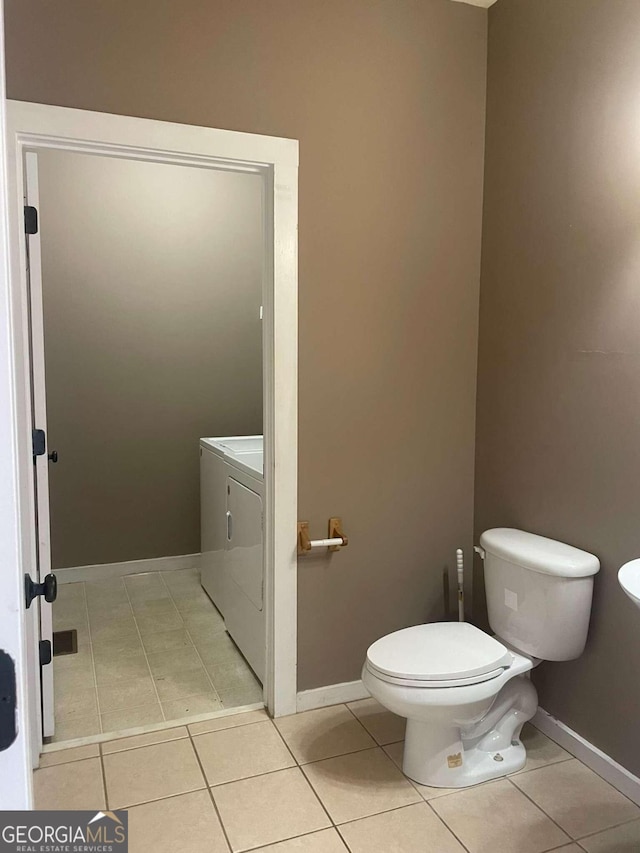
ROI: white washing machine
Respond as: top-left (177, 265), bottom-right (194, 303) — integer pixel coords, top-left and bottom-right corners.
top-left (200, 435), bottom-right (265, 682)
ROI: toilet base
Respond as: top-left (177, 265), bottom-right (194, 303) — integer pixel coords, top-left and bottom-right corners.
top-left (401, 674), bottom-right (538, 788)
top-left (402, 720), bottom-right (527, 787)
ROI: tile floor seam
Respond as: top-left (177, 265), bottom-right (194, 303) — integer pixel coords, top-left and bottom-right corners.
top-left (421, 798), bottom-right (474, 853)
top-left (510, 754), bottom-right (574, 777)
top-left (203, 761), bottom-right (338, 847)
top-left (342, 700), bottom-right (386, 746)
top-left (298, 756), bottom-right (423, 829)
top-left (550, 845), bottom-right (583, 852)
top-left (240, 826), bottom-right (341, 853)
top-left (269, 716), bottom-right (305, 768)
top-left (334, 823), bottom-right (354, 853)
top-left (573, 814), bottom-right (640, 842)
top-left (335, 800), bottom-right (475, 853)
top-left (98, 749), bottom-right (110, 811)
top-left (82, 581), bottom-right (103, 736)
top-left (100, 728), bottom-right (189, 755)
top-left (282, 764), bottom-right (337, 836)
top-left (175, 613), bottom-right (226, 705)
top-left (205, 760), bottom-right (329, 792)
top-left (509, 756), bottom-right (640, 839)
top-left (116, 785), bottom-right (209, 813)
top-left (265, 717), bottom-right (338, 831)
top-left (123, 573), bottom-right (167, 724)
top-left (300, 743), bottom-right (385, 769)
top-left (505, 773), bottom-right (576, 841)
top-left (163, 575), bottom-right (224, 705)
top-left (101, 736), bottom-right (209, 810)
top-left (186, 728), bottom-right (234, 853)
top-left (46, 704), bottom-right (263, 752)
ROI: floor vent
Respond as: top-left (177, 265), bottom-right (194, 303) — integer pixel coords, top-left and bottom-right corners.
top-left (53, 629), bottom-right (78, 657)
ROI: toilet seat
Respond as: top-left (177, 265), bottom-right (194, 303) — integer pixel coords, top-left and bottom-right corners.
top-left (366, 622), bottom-right (513, 688)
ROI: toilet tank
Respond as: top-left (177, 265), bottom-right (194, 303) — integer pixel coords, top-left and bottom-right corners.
top-left (480, 529), bottom-right (600, 661)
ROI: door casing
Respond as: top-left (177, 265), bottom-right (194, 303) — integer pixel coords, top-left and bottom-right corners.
top-left (0, 6), bottom-right (35, 809)
top-left (3, 100), bottom-right (299, 768)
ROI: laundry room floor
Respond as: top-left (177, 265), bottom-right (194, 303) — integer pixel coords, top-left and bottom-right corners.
top-left (50, 568), bottom-right (262, 742)
top-left (35, 702), bottom-right (640, 852)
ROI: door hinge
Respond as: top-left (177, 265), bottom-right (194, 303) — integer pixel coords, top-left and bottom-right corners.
top-left (32, 428), bottom-right (46, 459)
top-left (39, 639), bottom-right (52, 667)
top-left (0, 651), bottom-right (17, 752)
top-left (24, 205), bottom-right (38, 235)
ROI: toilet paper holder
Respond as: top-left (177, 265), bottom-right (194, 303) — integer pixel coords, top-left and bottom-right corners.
top-left (298, 517), bottom-right (349, 554)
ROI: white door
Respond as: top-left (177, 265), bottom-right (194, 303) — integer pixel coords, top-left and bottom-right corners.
top-left (24, 152), bottom-right (56, 739)
top-left (0, 1), bottom-right (35, 807)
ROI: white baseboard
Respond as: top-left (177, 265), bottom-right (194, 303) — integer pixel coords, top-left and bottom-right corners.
top-left (296, 679), bottom-right (370, 713)
top-left (532, 707), bottom-right (640, 807)
top-left (56, 553), bottom-right (202, 584)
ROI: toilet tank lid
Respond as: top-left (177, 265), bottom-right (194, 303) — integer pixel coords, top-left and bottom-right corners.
top-left (480, 528), bottom-right (600, 578)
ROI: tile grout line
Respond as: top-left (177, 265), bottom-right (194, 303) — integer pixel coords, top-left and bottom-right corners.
top-left (98, 740), bottom-right (110, 811)
top-left (50, 582), bottom-right (97, 743)
top-left (123, 572), bottom-right (167, 725)
top-left (205, 713), bottom-right (338, 842)
top-left (573, 814), bottom-right (640, 844)
top-left (421, 798), bottom-right (474, 853)
top-left (240, 828), bottom-right (341, 853)
top-left (331, 798), bottom-right (472, 846)
top-left (160, 571), bottom-right (225, 708)
top-left (83, 581), bottom-right (103, 737)
top-left (341, 700), bottom-right (390, 748)
top-left (505, 773), bottom-right (577, 843)
top-left (544, 845), bottom-right (583, 853)
top-left (88, 577), bottom-right (161, 732)
top-left (44, 708), bottom-right (269, 765)
top-left (268, 716), bottom-right (342, 828)
top-left (508, 753), bottom-right (640, 834)
top-left (186, 727), bottom-right (234, 853)
top-left (298, 742), bottom-right (396, 770)
top-left (167, 569), bottom-right (264, 712)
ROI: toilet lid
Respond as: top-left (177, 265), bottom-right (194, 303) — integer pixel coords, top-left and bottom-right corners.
top-left (366, 622), bottom-right (513, 683)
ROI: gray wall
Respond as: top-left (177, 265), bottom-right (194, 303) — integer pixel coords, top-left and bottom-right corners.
top-left (37, 150), bottom-right (263, 569)
top-left (476, 0), bottom-right (640, 775)
top-left (5, 0), bottom-right (488, 689)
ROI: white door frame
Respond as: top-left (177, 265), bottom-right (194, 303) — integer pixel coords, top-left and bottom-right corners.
top-left (3, 101), bottom-right (299, 762)
top-left (0, 13), bottom-right (35, 809)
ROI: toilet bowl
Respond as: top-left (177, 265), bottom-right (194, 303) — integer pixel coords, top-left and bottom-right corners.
top-left (362, 622), bottom-right (537, 787)
top-left (363, 528), bottom-right (600, 788)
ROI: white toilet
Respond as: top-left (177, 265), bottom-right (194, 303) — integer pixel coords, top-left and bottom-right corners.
top-left (362, 528), bottom-right (599, 788)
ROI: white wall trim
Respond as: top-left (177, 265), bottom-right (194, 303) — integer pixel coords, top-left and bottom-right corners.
top-left (532, 707), bottom-right (640, 807)
top-left (56, 553), bottom-right (202, 584)
top-left (296, 680), bottom-right (370, 713)
top-left (0, 0), bottom-right (34, 807)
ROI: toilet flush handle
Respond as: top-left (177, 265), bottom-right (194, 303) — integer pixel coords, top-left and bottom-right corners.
top-left (474, 545), bottom-right (486, 560)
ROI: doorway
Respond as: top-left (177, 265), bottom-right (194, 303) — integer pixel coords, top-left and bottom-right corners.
top-left (5, 101), bottom-right (298, 762)
top-left (31, 148), bottom-right (265, 741)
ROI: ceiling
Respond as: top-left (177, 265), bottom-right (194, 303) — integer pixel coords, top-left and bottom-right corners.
top-left (450, 0), bottom-right (499, 8)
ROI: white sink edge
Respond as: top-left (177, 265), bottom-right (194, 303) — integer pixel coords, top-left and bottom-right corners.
top-left (618, 559), bottom-right (640, 607)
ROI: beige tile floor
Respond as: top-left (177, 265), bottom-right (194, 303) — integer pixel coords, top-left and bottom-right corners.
top-left (51, 568), bottom-right (262, 741)
top-left (35, 700), bottom-right (640, 853)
